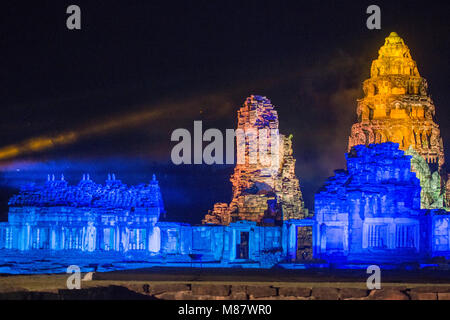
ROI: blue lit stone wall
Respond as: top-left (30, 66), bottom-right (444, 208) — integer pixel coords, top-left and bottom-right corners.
top-left (315, 142), bottom-right (450, 263)
top-left (157, 221), bottom-right (284, 267)
top-left (1, 143), bottom-right (449, 269)
top-left (432, 214), bottom-right (450, 257)
top-left (0, 173), bottom-right (287, 267)
top-left (0, 174), bottom-right (164, 252)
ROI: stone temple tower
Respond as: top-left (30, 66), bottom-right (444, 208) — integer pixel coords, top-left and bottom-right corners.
top-left (203, 95), bottom-right (307, 225)
top-left (348, 32), bottom-right (448, 209)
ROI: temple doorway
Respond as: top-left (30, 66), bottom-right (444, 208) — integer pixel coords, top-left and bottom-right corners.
top-left (236, 231), bottom-right (249, 259)
top-left (296, 226), bottom-right (313, 261)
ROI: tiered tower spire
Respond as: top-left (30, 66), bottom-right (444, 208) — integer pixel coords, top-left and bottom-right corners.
top-left (348, 32), bottom-right (447, 209)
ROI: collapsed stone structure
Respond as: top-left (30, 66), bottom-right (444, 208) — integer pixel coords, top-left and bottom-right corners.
top-left (348, 32), bottom-right (448, 209)
top-left (203, 95), bottom-right (307, 225)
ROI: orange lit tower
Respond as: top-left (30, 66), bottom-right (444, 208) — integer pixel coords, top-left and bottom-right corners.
top-left (349, 32), bottom-right (447, 209)
top-left (203, 95), bottom-right (307, 225)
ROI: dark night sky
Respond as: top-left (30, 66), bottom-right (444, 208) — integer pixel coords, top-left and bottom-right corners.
top-left (0, 0), bottom-right (449, 223)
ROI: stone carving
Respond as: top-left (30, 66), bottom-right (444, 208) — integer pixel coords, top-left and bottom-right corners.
top-left (9, 173), bottom-right (164, 210)
top-left (203, 95), bottom-right (307, 225)
top-left (1, 174), bottom-right (164, 252)
top-left (348, 32), bottom-right (448, 209)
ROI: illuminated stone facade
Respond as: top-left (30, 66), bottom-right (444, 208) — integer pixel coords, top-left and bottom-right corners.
top-left (315, 143), bottom-right (450, 262)
top-left (0, 174), bottom-right (164, 252)
top-left (348, 32), bottom-right (447, 209)
top-left (203, 95), bottom-right (306, 226)
top-left (1, 34), bottom-right (449, 273)
top-left (1, 144), bottom-right (449, 271)
top-left (0, 175), bottom-right (289, 268)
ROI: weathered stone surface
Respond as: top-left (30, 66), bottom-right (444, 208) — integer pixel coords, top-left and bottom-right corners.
top-left (191, 284), bottom-right (230, 296)
top-left (179, 292), bottom-right (230, 300)
top-left (278, 287), bottom-right (311, 297)
top-left (142, 283), bottom-right (448, 300)
top-left (154, 292), bottom-right (181, 300)
top-left (121, 283), bottom-right (146, 294)
top-left (339, 288), bottom-right (369, 300)
top-left (276, 296), bottom-right (310, 300)
top-left (406, 148), bottom-right (445, 209)
top-left (59, 285), bottom-right (154, 300)
top-left (142, 284), bottom-right (150, 294)
top-left (368, 289), bottom-right (409, 300)
top-left (251, 295), bottom-right (307, 300)
top-left (150, 283), bottom-right (190, 295)
top-left (410, 286), bottom-right (450, 293)
top-left (231, 285), bottom-right (247, 293)
top-left (311, 287), bottom-right (339, 300)
top-left (0, 174), bottom-right (164, 252)
top-left (3, 281), bottom-right (450, 300)
top-left (229, 292), bottom-right (248, 300)
top-left (9, 173), bottom-right (164, 211)
top-left (348, 32), bottom-right (447, 209)
top-left (409, 292), bottom-right (437, 300)
top-left (203, 95), bottom-right (307, 225)
top-left (437, 293), bottom-right (450, 300)
top-left (177, 292), bottom-right (202, 300)
top-left (246, 285), bottom-right (277, 298)
top-left (315, 143), bottom-right (440, 261)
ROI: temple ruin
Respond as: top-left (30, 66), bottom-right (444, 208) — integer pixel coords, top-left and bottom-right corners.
top-left (348, 32), bottom-right (448, 209)
top-left (203, 95), bottom-right (307, 226)
top-left (0, 32), bottom-right (449, 272)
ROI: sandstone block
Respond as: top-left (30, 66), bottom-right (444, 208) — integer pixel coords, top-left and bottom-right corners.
top-left (231, 285), bottom-right (247, 293)
top-left (278, 287), bottom-right (311, 297)
top-left (410, 292), bottom-right (437, 300)
top-left (311, 287), bottom-right (339, 300)
top-left (150, 283), bottom-right (190, 295)
top-left (247, 285), bottom-right (277, 298)
top-left (368, 289), bottom-right (409, 300)
top-left (191, 284), bottom-right (231, 296)
top-left (339, 288), bottom-right (369, 300)
top-left (229, 292), bottom-right (248, 300)
top-left (437, 293), bottom-right (450, 300)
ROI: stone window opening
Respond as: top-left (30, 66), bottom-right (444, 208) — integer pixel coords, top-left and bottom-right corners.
top-left (396, 225), bottom-right (416, 249)
top-left (368, 224), bottom-right (388, 249)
